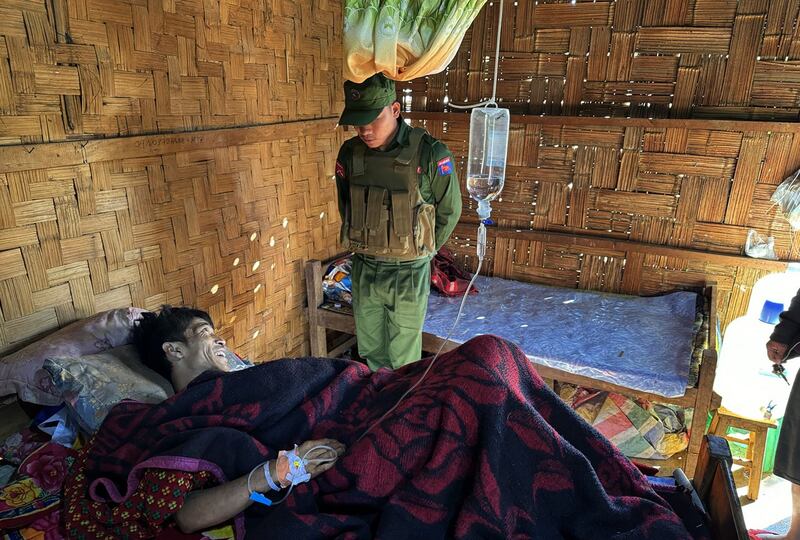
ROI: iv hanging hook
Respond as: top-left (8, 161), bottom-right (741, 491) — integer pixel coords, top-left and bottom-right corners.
top-left (449, 0), bottom-right (504, 110)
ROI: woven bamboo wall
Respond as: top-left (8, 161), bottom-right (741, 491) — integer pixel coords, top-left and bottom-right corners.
top-left (401, 0), bottom-right (800, 120)
top-left (0, 0), bottom-right (340, 145)
top-left (445, 223), bottom-right (787, 334)
top-left (0, 0), bottom-right (345, 360)
top-left (411, 113), bottom-right (799, 330)
top-left (405, 1), bottom-right (800, 330)
top-left (0, 121), bottom-right (343, 359)
top-left (418, 115), bottom-right (800, 259)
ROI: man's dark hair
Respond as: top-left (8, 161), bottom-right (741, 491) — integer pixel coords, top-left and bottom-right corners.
top-left (131, 305), bottom-right (214, 381)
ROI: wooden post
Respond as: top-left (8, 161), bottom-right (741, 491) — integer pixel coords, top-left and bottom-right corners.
top-left (305, 259), bottom-right (328, 357)
top-left (686, 348), bottom-right (717, 478)
top-left (686, 284), bottom-right (720, 479)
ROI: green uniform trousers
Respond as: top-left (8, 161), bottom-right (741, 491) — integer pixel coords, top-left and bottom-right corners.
top-left (351, 254), bottom-right (430, 370)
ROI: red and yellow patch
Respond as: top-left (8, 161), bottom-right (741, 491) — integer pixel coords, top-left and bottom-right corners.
top-left (437, 157), bottom-right (452, 176)
top-left (335, 160), bottom-right (345, 178)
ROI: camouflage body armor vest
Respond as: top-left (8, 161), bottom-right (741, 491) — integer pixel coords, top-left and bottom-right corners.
top-left (343, 128), bottom-right (436, 260)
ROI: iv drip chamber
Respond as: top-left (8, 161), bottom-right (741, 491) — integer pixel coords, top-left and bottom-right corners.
top-left (467, 107), bottom-right (510, 220)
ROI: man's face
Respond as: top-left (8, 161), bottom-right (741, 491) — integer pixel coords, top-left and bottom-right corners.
top-left (355, 103), bottom-right (400, 150)
top-left (182, 317), bottom-right (229, 372)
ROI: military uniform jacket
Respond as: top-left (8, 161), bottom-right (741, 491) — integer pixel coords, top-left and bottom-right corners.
top-left (335, 119), bottom-right (462, 259)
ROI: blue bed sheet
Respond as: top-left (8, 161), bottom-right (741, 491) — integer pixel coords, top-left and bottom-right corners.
top-left (423, 275), bottom-right (698, 398)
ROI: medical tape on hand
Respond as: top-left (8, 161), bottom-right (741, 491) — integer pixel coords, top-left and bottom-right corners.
top-left (248, 445), bottom-right (338, 507)
top-left (284, 445), bottom-right (311, 485)
top-left (264, 461), bottom-right (282, 492)
top-left (285, 444), bottom-right (339, 486)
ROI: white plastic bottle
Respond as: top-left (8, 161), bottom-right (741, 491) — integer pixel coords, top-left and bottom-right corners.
top-left (715, 301), bottom-right (798, 420)
top-left (746, 263), bottom-right (800, 320)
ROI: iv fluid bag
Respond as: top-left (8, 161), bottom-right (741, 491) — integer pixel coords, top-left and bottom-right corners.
top-left (467, 107), bottom-right (509, 208)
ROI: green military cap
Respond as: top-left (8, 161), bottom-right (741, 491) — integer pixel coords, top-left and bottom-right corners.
top-left (339, 73), bottom-right (397, 126)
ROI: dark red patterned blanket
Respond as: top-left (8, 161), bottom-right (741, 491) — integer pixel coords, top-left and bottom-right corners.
top-left (77, 335), bottom-right (690, 539)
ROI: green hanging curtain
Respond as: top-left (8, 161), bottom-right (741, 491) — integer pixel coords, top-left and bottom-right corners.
top-left (344, 0), bottom-right (487, 83)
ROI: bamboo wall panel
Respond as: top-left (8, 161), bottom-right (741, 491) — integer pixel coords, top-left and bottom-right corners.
top-left (401, 0), bottom-right (800, 120)
top-left (0, 119), bottom-right (343, 360)
top-left (410, 113), bottom-right (800, 331)
top-left (412, 114), bottom-right (800, 263)
top-left (445, 224), bottom-right (788, 333)
top-left (0, 0), bottom-right (341, 145)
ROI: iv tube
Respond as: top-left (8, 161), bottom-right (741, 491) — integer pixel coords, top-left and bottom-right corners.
top-left (355, 0), bottom-right (504, 445)
top-left (356, 192), bottom-right (490, 444)
top-left (467, 107), bottom-right (509, 221)
top-left (356, 192), bottom-right (490, 443)
top-left (356, 244), bottom-right (484, 444)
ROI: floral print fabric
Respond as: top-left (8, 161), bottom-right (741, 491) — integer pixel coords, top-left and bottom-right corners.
top-left (344, 0), bottom-right (487, 82)
top-left (0, 443), bottom-right (76, 530)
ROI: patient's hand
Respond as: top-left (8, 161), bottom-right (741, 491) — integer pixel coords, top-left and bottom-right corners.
top-left (176, 438), bottom-right (345, 534)
top-left (300, 438), bottom-right (346, 478)
top-left (276, 438), bottom-right (346, 484)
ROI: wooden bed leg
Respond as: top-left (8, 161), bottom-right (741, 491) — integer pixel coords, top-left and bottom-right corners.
top-left (686, 349), bottom-right (718, 478)
top-left (695, 435), bottom-right (749, 540)
top-left (305, 259), bottom-right (328, 357)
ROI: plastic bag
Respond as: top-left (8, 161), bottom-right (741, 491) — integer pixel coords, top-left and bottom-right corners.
top-left (744, 229), bottom-right (777, 260)
top-left (772, 168), bottom-right (800, 230)
top-left (224, 349), bottom-right (253, 371)
top-left (37, 406), bottom-right (80, 448)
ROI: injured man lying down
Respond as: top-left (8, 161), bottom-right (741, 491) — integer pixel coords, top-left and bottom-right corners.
top-left (62, 306), bottom-right (693, 539)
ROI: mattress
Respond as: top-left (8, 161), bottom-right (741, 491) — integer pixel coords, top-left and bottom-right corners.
top-left (423, 275), bottom-right (701, 398)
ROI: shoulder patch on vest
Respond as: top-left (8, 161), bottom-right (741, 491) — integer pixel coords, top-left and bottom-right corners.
top-left (335, 160), bottom-right (345, 178)
top-left (437, 156), bottom-right (453, 176)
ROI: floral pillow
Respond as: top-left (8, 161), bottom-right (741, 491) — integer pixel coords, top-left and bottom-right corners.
top-left (43, 345), bottom-right (174, 434)
top-left (0, 442), bottom-right (76, 530)
top-left (0, 308), bottom-right (146, 406)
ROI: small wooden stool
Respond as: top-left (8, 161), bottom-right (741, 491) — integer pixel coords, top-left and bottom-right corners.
top-left (708, 406), bottom-right (778, 501)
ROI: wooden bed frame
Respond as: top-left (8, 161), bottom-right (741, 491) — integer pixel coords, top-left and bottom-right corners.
top-left (695, 434), bottom-right (750, 539)
top-left (305, 257), bottom-right (720, 478)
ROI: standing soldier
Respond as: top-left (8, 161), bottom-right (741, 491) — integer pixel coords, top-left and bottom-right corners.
top-left (334, 74), bottom-right (462, 370)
